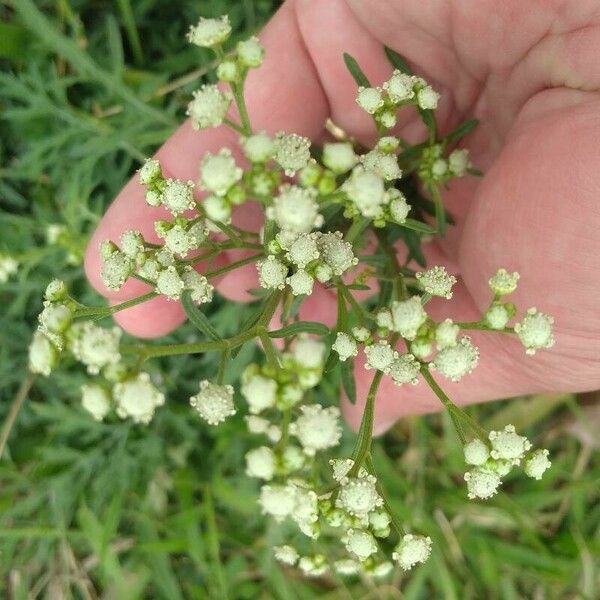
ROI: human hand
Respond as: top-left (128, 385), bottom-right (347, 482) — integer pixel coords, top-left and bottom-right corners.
top-left (85, 0), bottom-right (600, 433)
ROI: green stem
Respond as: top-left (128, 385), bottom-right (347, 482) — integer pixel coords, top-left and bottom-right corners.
top-left (231, 79), bottom-right (252, 135)
top-left (457, 322), bottom-right (515, 334)
top-left (365, 455), bottom-right (405, 537)
top-left (217, 349), bottom-right (230, 384)
top-left (223, 118), bottom-right (246, 135)
top-left (429, 184), bottom-right (447, 237)
top-left (345, 217), bottom-right (371, 244)
top-left (419, 365), bottom-right (487, 442)
top-left (204, 253), bottom-right (263, 279)
top-left (348, 369), bottom-right (384, 477)
top-left (258, 330), bottom-right (281, 373)
top-left (74, 291), bottom-right (157, 319)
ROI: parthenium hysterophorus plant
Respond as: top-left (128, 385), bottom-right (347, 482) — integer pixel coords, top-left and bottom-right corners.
top-left (28, 15), bottom-right (555, 578)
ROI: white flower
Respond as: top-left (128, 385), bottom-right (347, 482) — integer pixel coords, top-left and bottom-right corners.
top-left (138, 158), bottom-right (162, 185)
top-left (81, 384), bottom-right (111, 421)
top-left (370, 561), bottom-right (394, 579)
top-left (356, 86), bottom-right (384, 114)
top-left (244, 415), bottom-right (270, 434)
top-left (329, 458), bottom-right (368, 483)
top-left (70, 322), bottom-right (122, 374)
top-left (369, 510), bottom-right (391, 537)
top-left (435, 318), bottom-right (459, 349)
top-left (485, 303), bottom-right (511, 330)
top-left (241, 372), bottom-right (278, 414)
top-left (281, 444), bottom-right (304, 471)
top-left (389, 353), bottom-right (420, 385)
top-left (342, 167), bottom-right (386, 219)
top-left (120, 230), bottom-right (144, 259)
top-left (245, 446), bottom-right (275, 480)
top-left (274, 545), bottom-right (299, 566)
top-left (387, 188), bottom-right (411, 224)
top-left (138, 257), bottom-right (160, 281)
top-left (45, 279), bottom-right (67, 303)
top-left (416, 85), bottom-right (440, 110)
top-left (290, 483), bottom-right (319, 535)
top-left (464, 439), bottom-right (490, 466)
top-left (187, 85), bottom-right (232, 130)
top-left (163, 225), bottom-right (195, 257)
top-left (237, 36), bottom-right (264, 67)
top-left (337, 475), bottom-right (382, 517)
top-left (316, 231), bottom-right (358, 275)
top-left (156, 266), bottom-right (185, 300)
top-left (364, 341), bottom-right (397, 373)
top-left (410, 338), bottom-right (432, 360)
top-left (361, 150), bottom-right (402, 181)
top-left (431, 158), bottom-right (448, 178)
top-left (186, 15), bottom-right (231, 47)
top-left (393, 534), bottom-right (432, 570)
top-left (290, 404), bottom-right (341, 456)
top-left (322, 142), bottom-right (357, 173)
top-left (273, 132), bottom-right (311, 176)
top-left (352, 326), bottom-right (370, 342)
top-left (332, 332), bottom-right (358, 361)
top-left (390, 297), bottom-right (428, 340)
top-left (200, 149), bottom-right (242, 196)
top-left (38, 303), bottom-right (72, 335)
top-left (344, 529), bottom-right (378, 561)
top-left (242, 132), bottom-right (274, 163)
top-left (334, 559), bottom-right (361, 576)
top-left (298, 554), bottom-right (327, 577)
top-left (489, 424), bottom-right (531, 463)
top-left (259, 484), bottom-right (296, 521)
top-left (267, 185), bottom-right (323, 234)
top-left (431, 336), bottom-right (479, 382)
top-left (162, 179), bottom-right (195, 215)
top-left (287, 270), bottom-right (314, 296)
top-left (514, 308), bottom-right (555, 355)
top-left (216, 59), bottom-right (237, 83)
top-left (28, 331), bottom-right (58, 376)
top-left (384, 70), bottom-right (415, 103)
top-left (286, 233), bottom-right (319, 268)
top-left (257, 256), bottom-right (288, 290)
top-left (448, 149), bottom-right (470, 176)
top-left (293, 337), bottom-right (326, 369)
top-left (0, 255), bottom-right (18, 282)
top-left (190, 380), bottom-right (236, 426)
top-left (314, 263), bottom-right (333, 283)
top-left (376, 309), bottom-right (393, 330)
top-left (524, 449), bottom-right (551, 480)
top-left (101, 250), bottom-right (132, 291)
top-left (114, 373), bottom-right (165, 424)
top-left (416, 266), bottom-right (456, 299)
top-left (464, 468), bottom-right (502, 500)
top-left (489, 268), bottom-right (519, 296)
top-left (145, 189), bottom-right (162, 207)
top-left (203, 195), bottom-right (232, 225)
top-left (181, 267), bottom-right (214, 304)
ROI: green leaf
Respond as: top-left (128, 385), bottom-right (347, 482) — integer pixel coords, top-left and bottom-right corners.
top-left (324, 349), bottom-right (340, 373)
top-left (181, 291), bottom-right (222, 341)
top-left (384, 46), bottom-right (412, 75)
top-left (0, 23), bottom-right (27, 59)
top-left (343, 52), bottom-right (370, 87)
top-left (346, 283), bottom-right (371, 291)
top-left (445, 118), bottom-right (479, 144)
top-left (340, 358), bottom-right (357, 405)
top-left (402, 218), bottom-right (436, 235)
top-left (269, 321), bottom-right (330, 338)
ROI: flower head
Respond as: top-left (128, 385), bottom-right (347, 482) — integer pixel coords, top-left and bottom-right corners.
top-left (514, 308), bottom-right (555, 355)
top-left (416, 266), bottom-right (456, 299)
top-left (290, 404), bottom-right (341, 455)
top-left (81, 384), bottom-right (111, 421)
top-left (356, 87), bottom-right (384, 114)
top-left (242, 132), bottom-right (274, 163)
top-left (162, 179), bottom-right (195, 215)
top-left (524, 449), bottom-right (551, 480)
top-left (70, 322), bottom-right (122, 374)
top-left (273, 132), bottom-right (311, 176)
top-left (464, 468), bottom-right (502, 500)
top-left (181, 267), bottom-right (214, 304)
top-left (200, 149), bottom-right (242, 196)
top-left (187, 85), bottom-right (232, 130)
top-left (190, 380), bottom-right (236, 426)
top-left (237, 36), bottom-right (264, 67)
top-left (267, 185), bottom-right (323, 234)
top-left (187, 16), bottom-right (231, 47)
top-left (393, 534), bottom-right (432, 570)
top-left (274, 545), bottom-right (299, 566)
top-left (337, 475), bottom-right (383, 517)
top-left (156, 266), bottom-right (185, 300)
top-left (464, 439), bottom-right (490, 466)
top-left (489, 424), bottom-right (531, 463)
top-left (322, 142), bottom-right (358, 173)
top-left (344, 529), bottom-right (378, 561)
top-left (361, 149), bottom-right (402, 181)
top-left (489, 268), bottom-right (519, 296)
top-left (342, 167), bottom-right (386, 219)
top-left (245, 446), bottom-right (276, 480)
top-left (138, 158), bottom-right (162, 185)
top-left (364, 341), bottom-right (397, 373)
top-left (114, 373), bottom-right (165, 424)
top-left (241, 371), bottom-right (278, 414)
top-left (384, 71), bottom-right (415, 103)
top-left (390, 297), bottom-right (427, 340)
top-left (287, 270), bottom-right (314, 296)
top-left (416, 85), bottom-right (440, 110)
top-left (332, 332), bottom-right (358, 361)
top-left (259, 484), bottom-right (296, 521)
top-left (257, 256), bottom-right (288, 290)
top-left (430, 336), bottom-right (479, 382)
top-left (28, 331), bottom-right (58, 376)
top-left (389, 353), bottom-right (420, 385)
top-left (286, 233), bottom-right (319, 268)
top-left (435, 318), bottom-right (459, 349)
top-left (101, 250), bottom-right (132, 291)
top-left (316, 231), bottom-right (358, 275)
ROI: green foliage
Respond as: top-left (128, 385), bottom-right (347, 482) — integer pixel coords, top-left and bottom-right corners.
top-left (0, 1), bottom-right (598, 598)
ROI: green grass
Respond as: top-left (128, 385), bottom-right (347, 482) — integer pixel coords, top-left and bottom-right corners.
top-left (1, 1), bottom-right (599, 598)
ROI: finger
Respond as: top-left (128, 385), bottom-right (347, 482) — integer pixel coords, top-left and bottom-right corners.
top-left (85, 0), bottom-right (330, 335)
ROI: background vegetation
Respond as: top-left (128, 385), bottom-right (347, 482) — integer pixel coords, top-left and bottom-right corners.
top-left (1, 1), bottom-right (598, 598)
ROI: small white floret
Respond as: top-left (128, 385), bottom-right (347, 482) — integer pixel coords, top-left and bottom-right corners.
top-left (114, 372), bottom-right (165, 424)
top-left (344, 529), bottom-right (378, 561)
top-left (514, 308), bottom-right (555, 355)
top-left (273, 132), bottom-right (311, 176)
top-left (464, 439), bottom-right (490, 466)
top-left (488, 268), bottom-right (519, 296)
top-left (322, 142), bottom-right (357, 173)
top-left (389, 353), bottom-right (420, 385)
top-left (416, 266), bottom-right (456, 299)
top-left (488, 424), bottom-right (531, 463)
top-left (332, 332), bottom-right (358, 361)
top-left (245, 446), bottom-right (276, 480)
top-left (257, 256), bottom-right (288, 290)
top-left (290, 404), bottom-right (341, 455)
top-left (430, 336), bottom-right (479, 382)
top-left (390, 297), bottom-right (428, 340)
top-left (364, 341), bottom-right (397, 373)
top-left (200, 149), bottom-right (242, 196)
top-left (81, 384), bottom-right (111, 421)
top-left (187, 15), bottom-right (231, 47)
top-left (190, 380), bottom-right (236, 426)
top-left (392, 534), bottom-right (432, 570)
top-left (524, 449), bottom-right (551, 480)
top-left (162, 179), bottom-right (195, 215)
top-left (316, 231), bottom-right (358, 276)
top-left (356, 87), bottom-right (384, 114)
top-left (287, 270), bottom-right (314, 296)
top-left (464, 468), bottom-right (502, 500)
top-left (274, 545), bottom-right (299, 566)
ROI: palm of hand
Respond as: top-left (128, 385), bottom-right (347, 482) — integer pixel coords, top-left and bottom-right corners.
top-left (86, 0), bottom-right (600, 433)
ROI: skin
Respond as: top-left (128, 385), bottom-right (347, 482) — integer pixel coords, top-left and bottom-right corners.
top-left (85, 0), bottom-right (600, 434)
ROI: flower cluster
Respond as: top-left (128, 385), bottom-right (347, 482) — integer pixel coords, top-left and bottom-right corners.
top-left (26, 14), bottom-right (559, 585)
top-left (463, 426), bottom-right (551, 499)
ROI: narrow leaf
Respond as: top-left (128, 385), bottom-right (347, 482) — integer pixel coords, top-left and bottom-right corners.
top-left (384, 46), bottom-right (412, 75)
top-left (418, 108), bottom-right (437, 143)
top-left (268, 321), bottom-right (330, 338)
top-left (445, 118), bottom-right (479, 144)
top-left (341, 359), bottom-right (357, 405)
top-left (181, 291), bottom-right (221, 341)
top-left (343, 52), bottom-right (371, 87)
top-left (402, 218), bottom-right (436, 235)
